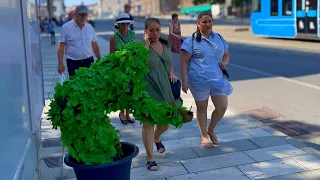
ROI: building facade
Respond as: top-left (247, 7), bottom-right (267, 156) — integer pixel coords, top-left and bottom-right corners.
top-left (101, 0), bottom-right (183, 17)
top-left (53, 0), bottom-right (65, 19)
top-left (1, 0), bottom-right (44, 180)
top-left (130, 0), bottom-right (161, 16)
top-left (159, 0), bottom-right (180, 13)
top-left (180, 0), bottom-right (194, 8)
top-left (101, 0), bottom-right (128, 17)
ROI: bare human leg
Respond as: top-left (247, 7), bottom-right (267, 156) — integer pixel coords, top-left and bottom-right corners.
top-left (195, 99), bottom-right (212, 148)
top-left (207, 95), bottom-right (228, 145)
top-left (142, 122), bottom-right (158, 171)
top-left (154, 125), bottom-right (169, 153)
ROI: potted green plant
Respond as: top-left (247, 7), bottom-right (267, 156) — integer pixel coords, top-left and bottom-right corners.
top-left (47, 42), bottom-right (193, 180)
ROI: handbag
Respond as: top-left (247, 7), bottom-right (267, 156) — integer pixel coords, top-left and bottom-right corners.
top-left (150, 47), bottom-right (181, 99)
top-left (220, 64), bottom-right (229, 79)
top-left (60, 73), bottom-right (66, 85)
top-left (192, 33), bottom-right (230, 79)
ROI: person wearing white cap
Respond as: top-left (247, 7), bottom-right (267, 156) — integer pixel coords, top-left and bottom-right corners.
top-left (115, 4), bottom-right (134, 31)
top-left (57, 5), bottom-right (101, 76)
top-left (110, 12), bottom-right (136, 124)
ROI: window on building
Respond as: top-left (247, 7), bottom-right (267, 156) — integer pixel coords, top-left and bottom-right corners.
top-left (252, 0), bottom-right (261, 12)
top-left (270, 0), bottom-right (279, 16)
top-left (282, 0), bottom-right (292, 16)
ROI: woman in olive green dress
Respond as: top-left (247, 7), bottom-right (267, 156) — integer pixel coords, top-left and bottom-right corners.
top-left (142, 18), bottom-right (181, 171)
top-left (110, 13), bottom-right (136, 124)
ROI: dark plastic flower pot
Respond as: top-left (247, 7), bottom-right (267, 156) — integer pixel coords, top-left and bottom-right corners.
top-left (64, 142), bottom-right (139, 180)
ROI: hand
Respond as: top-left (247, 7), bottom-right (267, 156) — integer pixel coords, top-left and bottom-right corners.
top-left (182, 82), bottom-right (189, 94)
top-left (143, 33), bottom-right (151, 47)
top-left (58, 62), bottom-right (65, 74)
top-left (169, 73), bottom-right (178, 83)
top-left (219, 61), bottom-right (228, 69)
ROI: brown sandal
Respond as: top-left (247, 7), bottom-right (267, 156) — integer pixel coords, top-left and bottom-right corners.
top-left (200, 138), bottom-right (213, 148)
top-left (207, 131), bottom-right (219, 145)
top-left (201, 142), bottom-right (213, 148)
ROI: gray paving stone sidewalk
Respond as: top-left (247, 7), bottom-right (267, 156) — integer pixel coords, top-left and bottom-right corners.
top-left (40, 35), bottom-right (320, 180)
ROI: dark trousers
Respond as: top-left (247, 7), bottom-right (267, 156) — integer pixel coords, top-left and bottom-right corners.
top-left (66, 57), bottom-right (94, 76)
top-left (49, 31), bottom-right (55, 44)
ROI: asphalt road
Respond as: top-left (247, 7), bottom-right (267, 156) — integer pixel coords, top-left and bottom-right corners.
top-left (94, 19), bottom-right (320, 147)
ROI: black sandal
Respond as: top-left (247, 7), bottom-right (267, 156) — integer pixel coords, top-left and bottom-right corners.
top-left (155, 141), bottom-right (165, 153)
top-left (146, 160), bottom-right (158, 171)
top-left (119, 114), bottom-right (127, 124)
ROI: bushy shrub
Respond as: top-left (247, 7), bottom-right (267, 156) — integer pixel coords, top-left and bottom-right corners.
top-left (47, 42), bottom-right (190, 165)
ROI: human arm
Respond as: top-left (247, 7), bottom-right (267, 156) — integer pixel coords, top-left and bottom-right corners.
top-left (109, 35), bottom-right (116, 53)
top-left (169, 60), bottom-right (178, 83)
top-left (91, 42), bottom-right (101, 60)
top-left (57, 42), bottom-right (65, 74)
top-left (180, 50), bottom-right (192, 93)
top-left (218, 35), bottom-right (230, 68)
top-left (143, 33), bottom-right (150, 48)
top-left (57, 26), bottom-right (66, 74)
top-left (220, 50), bottom-right (229, 68)
top-left (180, 37), bottom-right (193, 93)
top-left (91, 31), bottom-right (101, 59)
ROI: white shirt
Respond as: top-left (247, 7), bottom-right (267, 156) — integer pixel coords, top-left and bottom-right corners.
top-left (59, 20), bottom-right (97, 60)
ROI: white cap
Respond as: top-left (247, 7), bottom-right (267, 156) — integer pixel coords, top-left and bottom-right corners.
top-left (115, 13), bottom-right (134, 25)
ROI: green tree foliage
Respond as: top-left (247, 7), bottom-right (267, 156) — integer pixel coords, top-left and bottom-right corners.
top-left (47, 42), bottom-right (191, 165)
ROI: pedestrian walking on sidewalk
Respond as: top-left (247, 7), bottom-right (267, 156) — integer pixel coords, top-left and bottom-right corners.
top-left (168, 13), bottom-right (182, 61)
top-left (47, 18), bottom-right (56, 45)
top-left (110, 12), bottom-right (136, 124)
top-left (57, 5), bottom-right (101, 76)
top-left (180, 12), bottom-right (233, 148)
top-left (142, 18), bottom-right (181, 171)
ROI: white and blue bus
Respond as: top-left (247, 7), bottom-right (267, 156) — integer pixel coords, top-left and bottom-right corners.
top-left (250, 0), bottom-right (320, 40)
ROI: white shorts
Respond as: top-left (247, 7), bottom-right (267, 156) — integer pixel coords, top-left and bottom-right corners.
top-left (189, 86), bottom-right (226, 102)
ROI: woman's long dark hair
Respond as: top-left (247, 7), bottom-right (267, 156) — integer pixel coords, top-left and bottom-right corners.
top-left (192, 12), bottom-right (213, 42)
top-left (145, 18), bottom-right (168, 45)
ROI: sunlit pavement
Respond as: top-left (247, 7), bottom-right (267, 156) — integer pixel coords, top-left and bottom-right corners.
top-left (40, 20), bottom-right (320, 180)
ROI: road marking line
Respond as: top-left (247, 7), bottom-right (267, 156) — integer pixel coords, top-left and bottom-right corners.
top-left (229, 63), bottom-right (320, 91)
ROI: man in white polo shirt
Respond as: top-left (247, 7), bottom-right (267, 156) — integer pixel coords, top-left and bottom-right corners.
top-left (57, 5), bottom-right (101, 76)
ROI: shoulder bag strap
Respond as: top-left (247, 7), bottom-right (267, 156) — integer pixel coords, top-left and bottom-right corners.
top-left (149, 46), bottom-right (169, 74)
top-left (116, 32), bottom-right (126, 44)
top-left (216, 33), bottom-right (223, 45)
